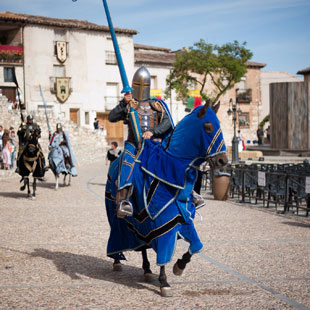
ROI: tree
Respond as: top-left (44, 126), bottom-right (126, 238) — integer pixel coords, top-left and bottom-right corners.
top-left (165, 39), bottom-right (253, 105)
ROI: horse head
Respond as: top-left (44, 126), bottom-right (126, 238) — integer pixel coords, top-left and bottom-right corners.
top-left (25, 129), bottom-right (41, 156)
top-left (166, 100), bottom-right (228, 170)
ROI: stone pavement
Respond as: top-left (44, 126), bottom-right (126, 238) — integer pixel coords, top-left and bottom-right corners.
top-left (0, 158), bottom-right (309, 310)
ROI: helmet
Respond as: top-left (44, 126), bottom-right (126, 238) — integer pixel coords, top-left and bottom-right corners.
top-left (26, 114), bottom-right (33, 123)
top-left (131, 66), bottom-right (151, 101)
top-left (56, 123), bottom-right (63, 132)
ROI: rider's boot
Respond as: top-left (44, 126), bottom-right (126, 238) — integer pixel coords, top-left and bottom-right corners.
top-left (116, 186), bottom-right (133, 218)
top-left (192, 191), bottom-right (206, 209)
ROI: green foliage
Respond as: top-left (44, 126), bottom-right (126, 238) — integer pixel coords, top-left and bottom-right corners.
top-left (165, 39), bottom-right (253, 105)
top-left (259, 114), bottom-right (270, 130)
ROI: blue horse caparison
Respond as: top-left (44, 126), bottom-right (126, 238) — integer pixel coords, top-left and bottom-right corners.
top-left (105, 102), bottom-right (227, 295)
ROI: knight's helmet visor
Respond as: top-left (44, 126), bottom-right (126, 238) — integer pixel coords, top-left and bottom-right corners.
top-left (26, 114), bottom-right (33, 122)
top-left (56, 123), bottom-right (63, 131)
top-left (131, 66), bottom-right (151, 101)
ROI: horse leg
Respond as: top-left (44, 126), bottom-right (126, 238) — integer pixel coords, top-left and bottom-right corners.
top-left (63, 174), bottom-right (67, 186)
top-left (32, 178), bottom-right (37, 199)
top-left (142, 248), bottom-right (152, 281)
top-left (113, 258), bottom-right (122, 271)
top-left (68, 174), bottom-right (71, 186)
top-left (55, 175), bottom-right (59, 190)
top-left (26, 177), bottom-right (31, 198)
top-left (173, 251), bottom-right (192, 276)
top-left (159, 266), bottom-right (172, 297)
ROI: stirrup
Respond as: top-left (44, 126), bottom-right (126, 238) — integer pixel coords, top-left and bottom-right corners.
top-left (193, 192), bottom-right (206, 210)
top-left (117, 200), bottom-right (133, 218)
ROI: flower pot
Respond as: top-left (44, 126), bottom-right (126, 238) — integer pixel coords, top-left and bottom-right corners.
top-left (213, 175), bottom-right (230, 201)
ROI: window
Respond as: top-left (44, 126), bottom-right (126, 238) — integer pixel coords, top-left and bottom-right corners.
top-left (105, 83), bottom-right (120, 110)
top-left (105, 51), bottom-right (117, 65)
top-left (151, 75), bottom-right (157, 89)
top-left (85, 112), bottom-right (90, 125)
top-left (239, 112), bottom-right (250, 128)
top-left (236, 76), bottom-right (252, 103)
top-left (3, 67), bottom-right (14, 82)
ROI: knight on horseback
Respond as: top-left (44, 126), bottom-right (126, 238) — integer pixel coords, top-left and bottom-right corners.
top-left (108, 66), bottom-right (173, 218)
top-left (48, 123), bottom-right (77, 190)
top-left (16, 114), bottom-right (46, 198)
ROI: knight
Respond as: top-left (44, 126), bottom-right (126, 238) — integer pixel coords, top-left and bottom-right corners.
top-left (108, 66), bottom-right (173, 217)
top-left (16, 114), bottom-right (46, 191)
top-left (48, 123), bottom-right (77, 177)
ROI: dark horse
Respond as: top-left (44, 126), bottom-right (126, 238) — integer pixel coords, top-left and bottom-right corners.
top-left (105, 102), bottom-right (228, 296)
top-left (17, 125), bottom-right (46, 199)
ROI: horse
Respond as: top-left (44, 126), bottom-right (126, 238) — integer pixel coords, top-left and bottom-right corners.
top-left (48, 130), bottom-right (77, 190)
top-left (17, 126), bottom-right (46, 199)
top-left (105, 101), bottom-right (228, 296)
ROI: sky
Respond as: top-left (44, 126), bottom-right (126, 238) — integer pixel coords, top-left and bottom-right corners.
top-left (1, 0), bottom-right (309, 77)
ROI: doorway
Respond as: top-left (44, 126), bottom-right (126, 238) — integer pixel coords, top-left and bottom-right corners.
top-left (97, 112), bottom-right (124, 146)
top-left (70, 108), bottom-right (79, 125)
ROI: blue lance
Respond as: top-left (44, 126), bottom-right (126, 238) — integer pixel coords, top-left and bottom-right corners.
top-left (102, 0), bottom-right (133, 94)
top-left (101, 0), bottom-right (142, 144)
top-left (72, 0), bottom-right (142, 144)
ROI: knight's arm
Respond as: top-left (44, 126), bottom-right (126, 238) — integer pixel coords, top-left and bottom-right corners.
top-left (151, 112), bottom-right (171, 137)
top-left (37, 125), bottom-right (41, 138)
top-left (108, 99), bottom-right (128, 122)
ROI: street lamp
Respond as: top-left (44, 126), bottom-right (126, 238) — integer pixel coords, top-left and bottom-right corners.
top-left (227, 98), bottom-right (242, 164)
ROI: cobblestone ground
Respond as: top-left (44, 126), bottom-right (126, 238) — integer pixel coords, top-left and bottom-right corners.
top-left (0, 158), bottom-right (309, 310)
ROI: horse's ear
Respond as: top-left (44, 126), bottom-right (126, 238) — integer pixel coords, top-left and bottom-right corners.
top-left (212, 101), bottom-right (220, 114)
top-left (198, 100), bottom-right (210, 119)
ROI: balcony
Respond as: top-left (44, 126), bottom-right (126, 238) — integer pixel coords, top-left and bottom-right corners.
top-left (236, 88), bottom-right (252, 103)
top-left (0, 45), bottom-right (23, 64)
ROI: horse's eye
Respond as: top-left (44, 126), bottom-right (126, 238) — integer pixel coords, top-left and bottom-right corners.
top-left (204, 122), bottom-right (214, 133)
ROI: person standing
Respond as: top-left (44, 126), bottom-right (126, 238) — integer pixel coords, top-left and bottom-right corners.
top-left (257, 127), bottom-right (264, 145)
top-left (93, 118), bottom-right (99, 130)
top-left (9, 130), bottom-right (17, 169)
top-left (1, 129), bottom-right (11, 170)
top-left (0, 125), bottom-right (4, 151)
top-left (106, 141), bottom-right (121, 166)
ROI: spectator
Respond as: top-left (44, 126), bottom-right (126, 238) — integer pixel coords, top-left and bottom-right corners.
top-left (8, 100), bottom-right (13, 111)
top-left (1, 129), bottom-right (11, 170)
top-left (93, 118), bottom-right (99, 130)
top-left (257, 127), bottom-right (264, 145)
top-left (9, 130), bottom-right (17, 169)
top-left (266, 125), bottom-right (270, 144)
top-left (0, 125), bottom-right (3, 150)
top-left (237, 130), bottom-right (245, 152)
top-left (106, 141), bottom-right (121, 166)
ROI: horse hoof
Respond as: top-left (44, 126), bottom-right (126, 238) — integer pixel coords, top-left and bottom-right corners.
top-left (113, 263), bottom-right (122, 271)
top-left (31, 195), bottom-right (36, 200)
top-left (20, 186), bottom-right (26, 191)
top-left (144, 272), bottom-right (153, 282)
top-left (173, 262), bottom-right (184, 276)
top-left (160, 286), bottom-right (172, 297)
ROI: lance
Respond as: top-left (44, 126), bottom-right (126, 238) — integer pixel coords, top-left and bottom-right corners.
top-left (39, 85), bottom-right (51, 137)
top-left (101, 0), bottom-right (143, 143)
top-left (12, 67), bottom-right (24, 122)
top-left (73, 0), bottom-right (142, 144)
top-left (101, 0), bottom-right (133, 94)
